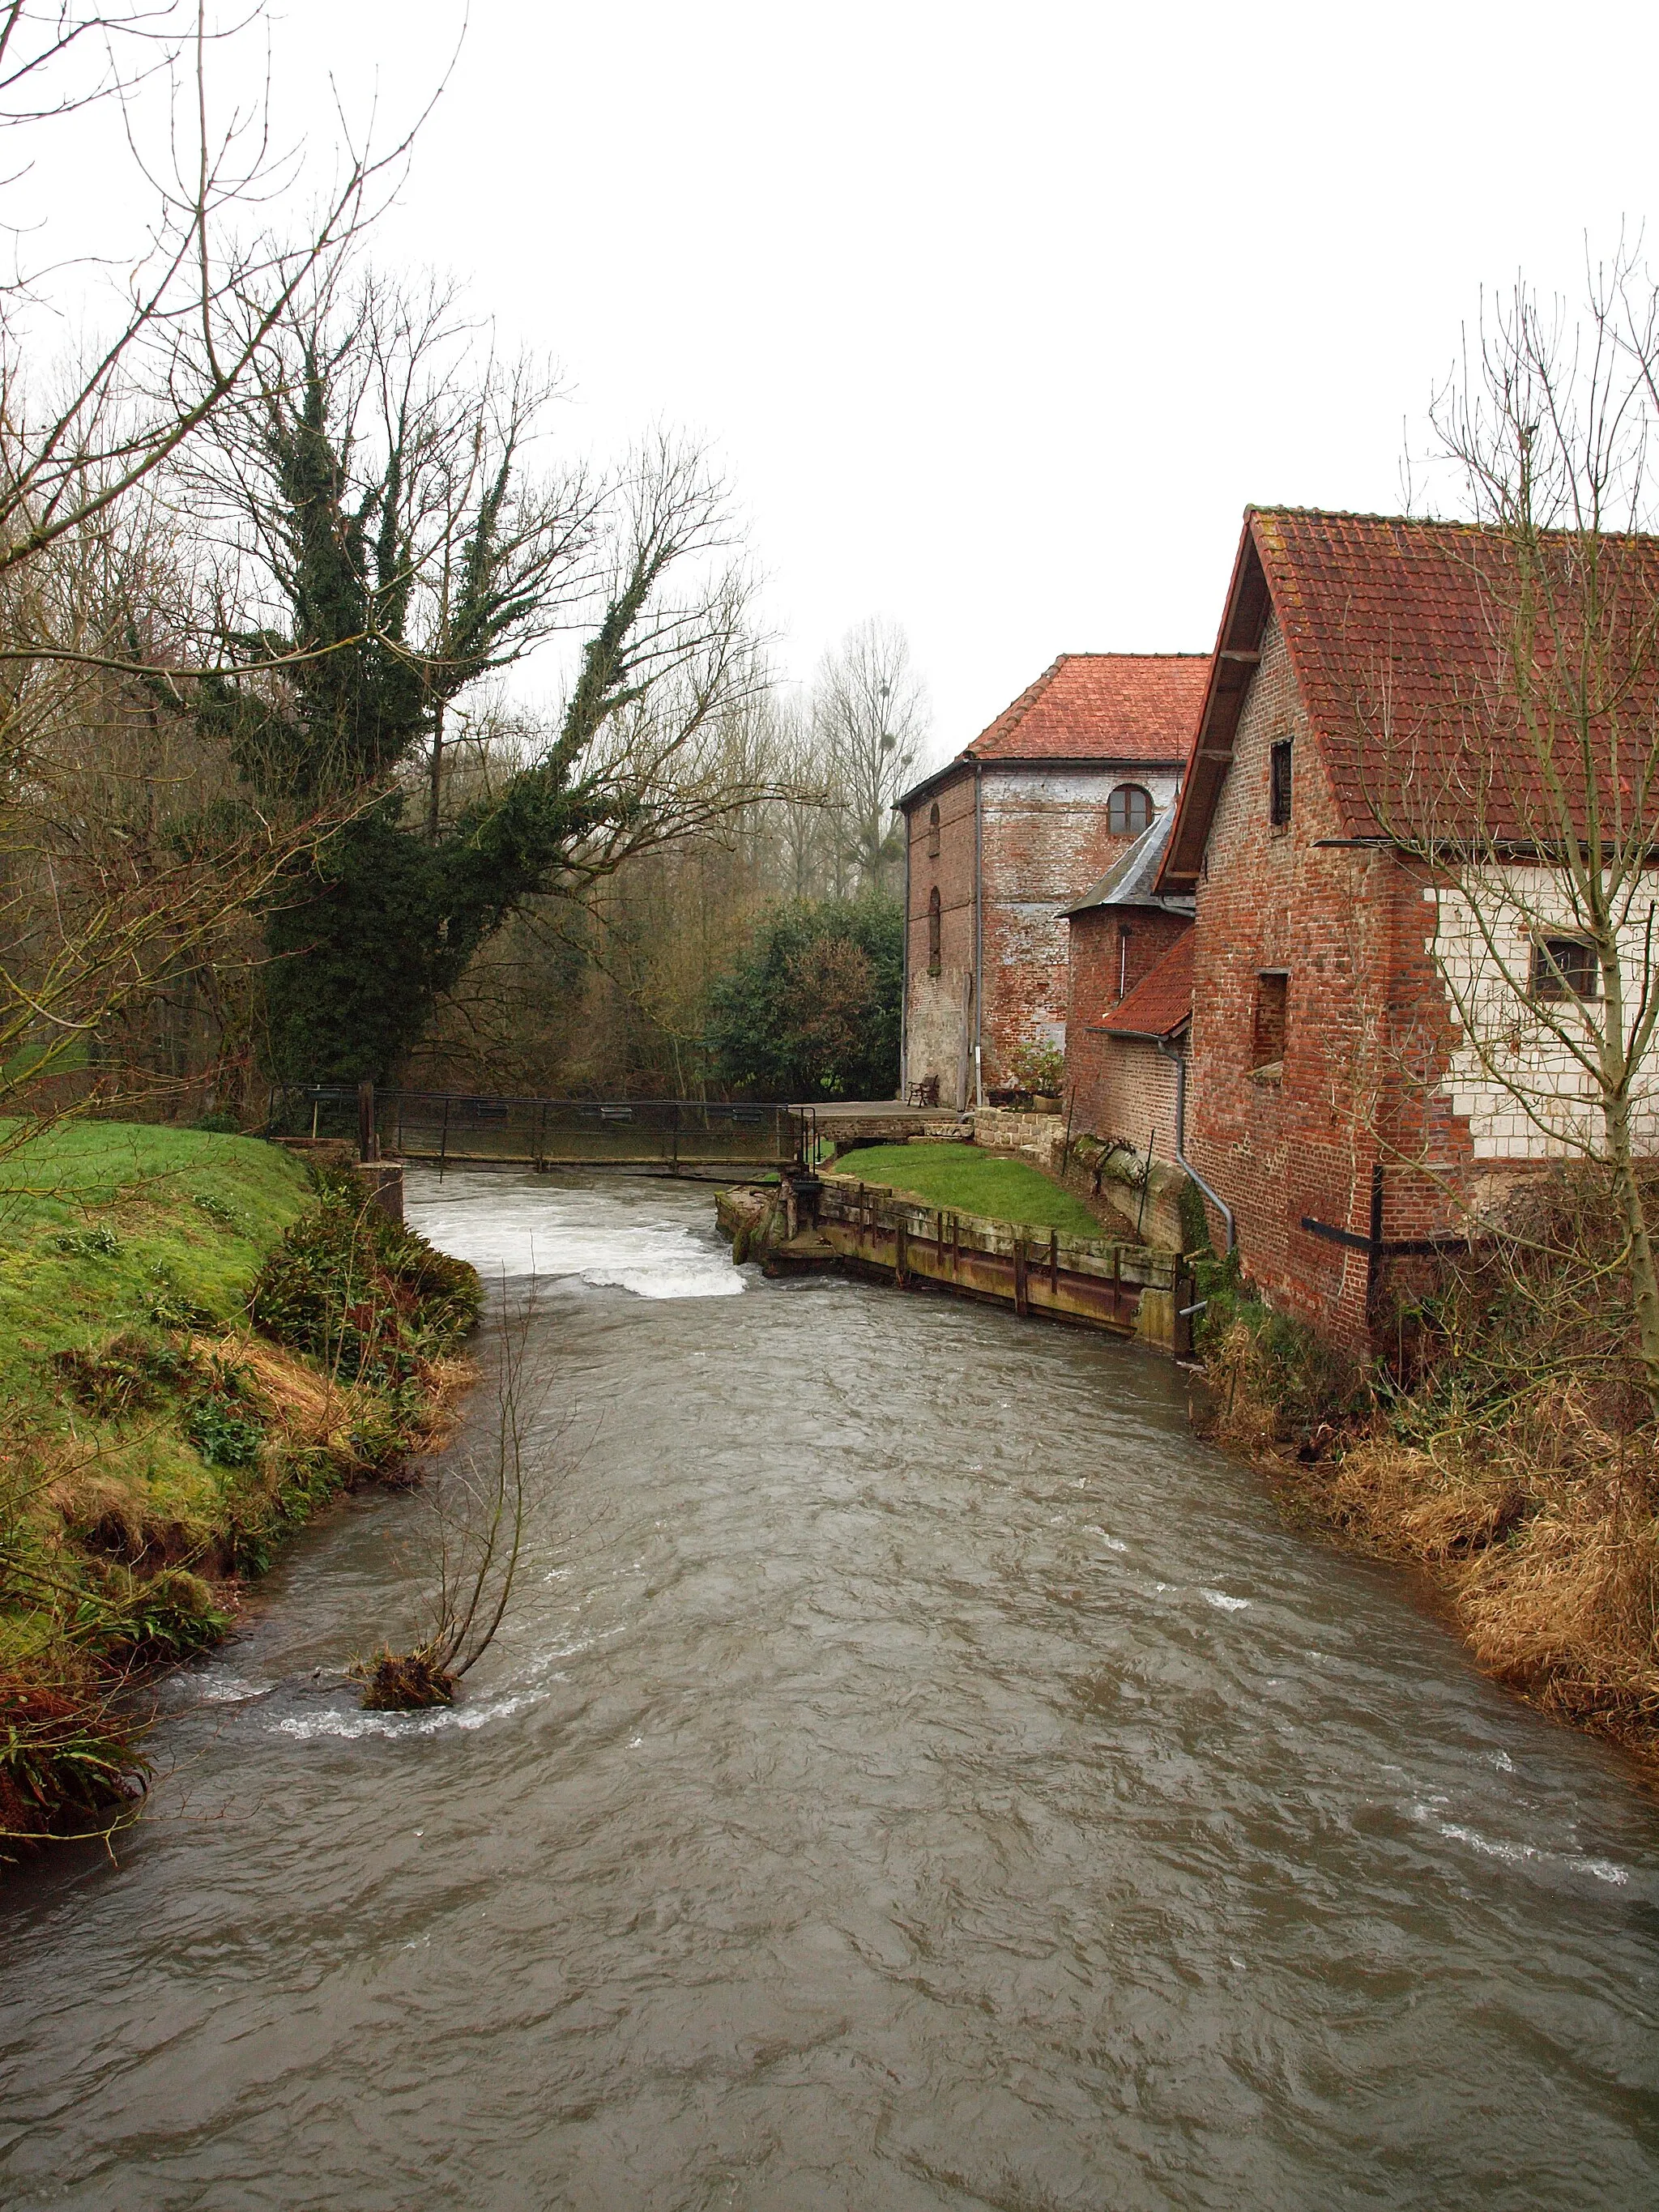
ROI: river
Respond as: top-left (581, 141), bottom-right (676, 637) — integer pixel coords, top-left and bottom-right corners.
top-left (2, 1166), bottom-right (1657, 2210)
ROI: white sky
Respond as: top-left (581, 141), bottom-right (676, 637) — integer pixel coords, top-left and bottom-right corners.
top-left (28, 0), bottom-right (1659, 772)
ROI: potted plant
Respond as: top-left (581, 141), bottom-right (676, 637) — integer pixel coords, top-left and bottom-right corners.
top-left (1007, 1038), bottom-right (1066, 1111)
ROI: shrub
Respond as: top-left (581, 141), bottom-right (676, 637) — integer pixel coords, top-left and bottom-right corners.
top-left (249, 1172), bottom-right (481, 1383)
top-left (708, 896), bottom-right (902, 1100)
top-left (1007, 1037), bottom-right (1065, 1097)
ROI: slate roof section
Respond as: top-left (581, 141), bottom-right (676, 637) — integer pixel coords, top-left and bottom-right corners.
top-left (1097, 930), bottom-right (1193, 1041)
top-left (1159, 505), bottom-right (1659, 890)
top-left (1059, 807), bottom-right (1194, 918)
top-left (900, 652), bottom-right (1209, 808)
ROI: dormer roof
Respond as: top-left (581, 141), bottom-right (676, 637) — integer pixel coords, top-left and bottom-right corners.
top-left (1096, 931), bottom-right (1193, 1042)
top-left (1058, 807), bottom-right (1193, 920)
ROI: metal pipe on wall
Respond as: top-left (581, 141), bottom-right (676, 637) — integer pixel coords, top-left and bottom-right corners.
top-left (973, 763), bottom-right (984, 1108)
top-left (899, 801), bottom-right (911, 1103)
top-left (1157, 1038), bottom-right (1235, 1251)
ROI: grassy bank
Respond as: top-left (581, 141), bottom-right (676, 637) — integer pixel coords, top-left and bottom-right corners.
top-left (0, 1122), bottom-right (480, 1858)
top-left (828, 1144), bottom-right (1104, 1238)
top-left (1193, 1174), bottom-right (1659, 1760)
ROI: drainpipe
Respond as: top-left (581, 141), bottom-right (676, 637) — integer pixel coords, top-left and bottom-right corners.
top-left (1157, 1035), bottom-right (1235, 1251)
top-left (973, 761), bottom-right (984, 1108)
top-left (899, 802), bottom-right (911, 1104)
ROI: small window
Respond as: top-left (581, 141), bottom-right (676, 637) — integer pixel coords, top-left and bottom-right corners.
top-left (1253, 970), bottom-right (1288, 1068)
top-left (1269, 739), bottom-right (1293, 827)
top-left (928, 886), bottom-right (942, 976)
top-left (1530, 936), bottom-right (1597, 1001)
top-left (927, 802), bottom-right (940, 859)
top-left (1108, 783), bottom-right (1154, 836)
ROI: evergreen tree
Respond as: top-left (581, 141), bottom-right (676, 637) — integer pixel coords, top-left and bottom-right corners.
top-left (707, 897), bottom-right (902, 1100)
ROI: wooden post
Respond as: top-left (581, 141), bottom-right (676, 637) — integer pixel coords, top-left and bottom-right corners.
top-left (1049, 1230), bottom-right (1059, 1294)
top-left (895, 1221), bottom-right (907, 1287)
top-left (1013, 1238), bottom-right (1029, 1316)
top-left (356, 1080), bottom-right (377, 1163)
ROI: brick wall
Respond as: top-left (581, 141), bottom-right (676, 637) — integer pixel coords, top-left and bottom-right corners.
top-left (1185, 616), bottom-right (1387, 1345)
top-left (903, 759), bottom-right (1182, 1106)
top-left (1063, 904), bottom-right (1190, 1188)
top-left (1184, 616), bottom-right (1489, 1349)
top-left (903, 767), bottom-right (978, 1106)
top-left (979, 765), bottom-right (1179, 1087)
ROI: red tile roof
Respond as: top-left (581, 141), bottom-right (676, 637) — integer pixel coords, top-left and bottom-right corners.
top-left (1098, 929), bottom-right (1192, 1040)
top-left (966, 653), bottom-right (1209, 764)
top-left (1160, 506), bottom-right (1659, 890)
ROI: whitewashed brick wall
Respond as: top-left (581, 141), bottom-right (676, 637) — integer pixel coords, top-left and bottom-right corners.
top-left (1428, 870), bottom-right (1659, 1158)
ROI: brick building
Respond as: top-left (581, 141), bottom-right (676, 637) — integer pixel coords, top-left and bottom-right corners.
top-left (1156, 506), bottom-right (1659, 1350)
top-left (1061, 808), bottom-right (1193, 1159)
top-left (899, 653), bottom-right (1207, 1107)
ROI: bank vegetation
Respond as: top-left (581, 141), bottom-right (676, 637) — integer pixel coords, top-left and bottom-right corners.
top-left (0, 1121), bottom-right (480, 1860)
top-left (1195, 1163), bottom-right (1659, 1758)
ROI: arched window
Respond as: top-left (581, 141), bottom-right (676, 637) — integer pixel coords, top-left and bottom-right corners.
top-left (1108, 783), bottom-right (1154, 836)
top-left (928, 802), bottom-right (941, 859)
top-left (928, 885), bottom-right (942, 975)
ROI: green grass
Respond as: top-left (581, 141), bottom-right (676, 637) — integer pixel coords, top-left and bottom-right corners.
top-left (0, 1122), bottom-right (319, 1638)
top-left (0, 1119), bottom-right (313, 1413)
top-left (827, 1143), bottom-right (1106, 1239)
top-left (0, 1119), bottom-right (482, 1855)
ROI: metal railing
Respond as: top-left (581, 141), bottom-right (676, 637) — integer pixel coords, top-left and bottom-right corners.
top-left (268, 1087), bottom-right (800, 1170)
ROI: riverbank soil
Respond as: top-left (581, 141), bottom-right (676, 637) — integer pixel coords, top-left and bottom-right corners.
top-left (0, 1121), bottom-right (480, 1858)
top-left (1193, 1169), bottom-right (1659, 1762)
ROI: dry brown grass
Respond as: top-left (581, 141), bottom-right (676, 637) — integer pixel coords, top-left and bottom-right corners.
top-left (1196, 1167), bottom-right (1659, 1759)
top-left (1212, 1366), bottom-right (1659, 1758)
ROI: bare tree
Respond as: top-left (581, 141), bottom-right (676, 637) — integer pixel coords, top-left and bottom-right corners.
top-left (0, 2), bottom-right (434, 1121)
top-left (1380, 250), bottom-right (1659, 1413)
top-left (356, 1277), bottom-right (550, 1711)
top-left (809, 616), bottom-right (929, 894)
top-left (0, 3), bottom-right (420, 592)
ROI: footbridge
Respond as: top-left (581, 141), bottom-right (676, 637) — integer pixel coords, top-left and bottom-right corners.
top-left (271, 1086), bottom-right (805, 1172)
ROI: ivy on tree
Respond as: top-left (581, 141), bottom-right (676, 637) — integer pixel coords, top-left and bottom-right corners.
top-left (189, 296), bottom-right (742, 1085)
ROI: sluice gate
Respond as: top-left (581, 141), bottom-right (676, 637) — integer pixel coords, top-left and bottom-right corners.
top-left (760, 1174), bottom-right (1194, 1357)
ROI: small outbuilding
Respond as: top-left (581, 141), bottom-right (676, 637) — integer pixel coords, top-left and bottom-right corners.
top-left (1061, 808), bottom-right (1192, 1163)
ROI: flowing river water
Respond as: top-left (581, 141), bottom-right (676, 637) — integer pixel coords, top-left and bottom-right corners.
top-left (4, 1166), bottom-right (1659, 2210)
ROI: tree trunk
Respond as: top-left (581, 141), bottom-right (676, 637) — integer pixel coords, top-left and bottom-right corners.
top-left (1604, 1087), bottom-right (1659, 1421)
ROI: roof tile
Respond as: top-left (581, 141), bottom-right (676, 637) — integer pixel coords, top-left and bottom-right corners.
top-left (966, 652), bottom-right (1209, 765)
top-left (1098, 930), bottom-right (1192, 1039)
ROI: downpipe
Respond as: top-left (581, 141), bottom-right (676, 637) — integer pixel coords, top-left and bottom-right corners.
top-left (1157, 1038), bottom-right (1235, 1254)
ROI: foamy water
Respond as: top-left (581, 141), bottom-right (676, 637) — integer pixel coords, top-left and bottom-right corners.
top-left (408, 1167), bottom-right (747, 1298)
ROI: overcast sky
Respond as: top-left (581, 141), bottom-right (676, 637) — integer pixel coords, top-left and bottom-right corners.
top-left (41, 0), bottom-right (1659, 770)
